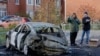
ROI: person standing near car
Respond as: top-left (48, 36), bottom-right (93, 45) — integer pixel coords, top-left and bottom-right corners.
top-left (67, 13), bottom-right (80, 46)
top-left (80, 12), bottom-right (91, 45)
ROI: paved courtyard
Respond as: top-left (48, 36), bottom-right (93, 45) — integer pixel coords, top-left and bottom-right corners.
top-left (64, 30), bottom-right (100, 45)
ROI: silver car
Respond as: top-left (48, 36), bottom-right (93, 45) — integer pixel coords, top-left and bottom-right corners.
top-left (6, 22), bottom-right (68, 55)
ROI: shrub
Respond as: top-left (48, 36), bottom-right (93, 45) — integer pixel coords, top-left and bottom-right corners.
top-left (8, 23), bottom-right (17, 30)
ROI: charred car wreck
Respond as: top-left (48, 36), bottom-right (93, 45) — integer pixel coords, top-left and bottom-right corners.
top-left (6, 22), bottom-right (68, 56)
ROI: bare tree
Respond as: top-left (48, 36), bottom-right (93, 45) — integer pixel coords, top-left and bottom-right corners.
top-left (77, 4), bottom-right (97, 23)
top-left (33, 0), bottom-right (62, 24)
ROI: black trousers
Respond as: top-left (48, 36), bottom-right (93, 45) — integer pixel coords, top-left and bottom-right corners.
top-left (70, 32), bottom-right (78, 45)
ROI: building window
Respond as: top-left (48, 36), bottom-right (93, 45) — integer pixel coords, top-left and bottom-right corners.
top-left (56, 0), bottom-right (61, 9)
top-left (15, 0), bottom-right (19, 5)
top-left (0, 8), bottom-right (7, 18)
top-left (27, 0), bottom-right (33, 5)
top-left (35, 0), bottom-right (41, 5)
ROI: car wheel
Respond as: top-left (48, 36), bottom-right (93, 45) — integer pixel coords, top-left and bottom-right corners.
top-left (6, 36), bottom-right (16, 51)
top-left (6, 37), bottom-right (10, 49)
top-left (23, 45), bottom-right (28, 55)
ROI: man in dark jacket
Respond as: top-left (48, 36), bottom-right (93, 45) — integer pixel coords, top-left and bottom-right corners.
top-left (68, 13), bottom-right (80, 46)
top-left (80, 12), bottom-right (91, 44)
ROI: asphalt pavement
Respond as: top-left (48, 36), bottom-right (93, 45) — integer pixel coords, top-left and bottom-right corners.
top-left (0, 46), bottom-right (25, 56)
top-left (0, 45), bottom-right (99, 56)
top-left (64, 30), bottom-right (100, 44)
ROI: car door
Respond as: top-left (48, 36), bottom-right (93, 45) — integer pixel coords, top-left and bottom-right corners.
top-left (10, 25), bottom-right (22, 46)
top-left (16, 25), bottom-right (30, 50)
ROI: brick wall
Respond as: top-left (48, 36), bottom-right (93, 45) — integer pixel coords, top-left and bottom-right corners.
top-left (7, 0), bottom-right (26, 16)
top-left (7, 0), bottom-right (20, 15)
top-left (19, 0), bottom-right (26, 14)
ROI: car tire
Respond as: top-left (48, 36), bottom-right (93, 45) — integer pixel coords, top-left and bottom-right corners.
top-left (6, 37), bottom-right (15, 51)
top-left (6, 37), bottom-right (10, 49)
top-left (23, 45), bottom-right (28, 55)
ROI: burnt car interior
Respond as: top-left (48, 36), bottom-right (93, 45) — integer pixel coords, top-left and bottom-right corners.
top-left (14, 25), bottom-right (21, 32)
top-left (19, 25), bottom-right (31, 39)
top-left (14, 25), bottom-right (31, 33)
top-left (36, 27), bottom-right (62, 37)
top-left (19, 25), bottom-right (31, 50)
top-left (21, 26), bottom-right (30, 33)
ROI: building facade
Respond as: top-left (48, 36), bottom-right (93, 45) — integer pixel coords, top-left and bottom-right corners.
top-left (7, 0), bottom-right (26, 16)
top-left (26, 0), bottom-right (62, 21)
top-left (0, 0), bottom-right (64, 22)
top-left (26, 0), bottom-right (41, 19)
top-left (7, 0), bottom-right (41, 19)
top-left (0, 0), bottom-right (7, 18)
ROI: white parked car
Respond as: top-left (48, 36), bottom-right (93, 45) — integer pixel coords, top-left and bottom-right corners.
top-left (6, 22), bottom-right (68, 55)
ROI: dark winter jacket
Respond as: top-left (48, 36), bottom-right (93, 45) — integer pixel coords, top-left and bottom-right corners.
top-left (82, 16), bottom-right (91, 31)
top-left (67, 16), bottom-right (80, 32)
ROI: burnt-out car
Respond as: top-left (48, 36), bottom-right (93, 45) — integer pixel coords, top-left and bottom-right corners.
top-left (6, 22), bottom-right (68, 55)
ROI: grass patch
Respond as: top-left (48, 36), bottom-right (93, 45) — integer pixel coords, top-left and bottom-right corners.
top-left (0, 24), bottom-right (16, 45)
top-left (0, 33), bottom-right (6, 45)
top-left (0, 27), bottom-right (8, 45)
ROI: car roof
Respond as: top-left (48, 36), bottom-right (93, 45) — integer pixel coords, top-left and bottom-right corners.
top-left (1, 15), bottom-right (15, 20)
top-left (25, 22), bottom-right (58, 28)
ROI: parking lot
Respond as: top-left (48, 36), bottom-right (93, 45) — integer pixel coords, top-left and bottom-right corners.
top-left (0, 46), bottom-right (25, 56)
top-left (0, 45), bottom-right (100, 56)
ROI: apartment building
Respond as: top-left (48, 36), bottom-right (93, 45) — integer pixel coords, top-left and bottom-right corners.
top-left (7, 0), bottom-right (26, 15)
top-left (2, 0), bottom-right (64, 21)
top-left (7, 0), bottom-right (40, 18)
top-left (0, 0), bottom-right (7, 18)
top-left (26, 0), bottom-right (41, 19)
